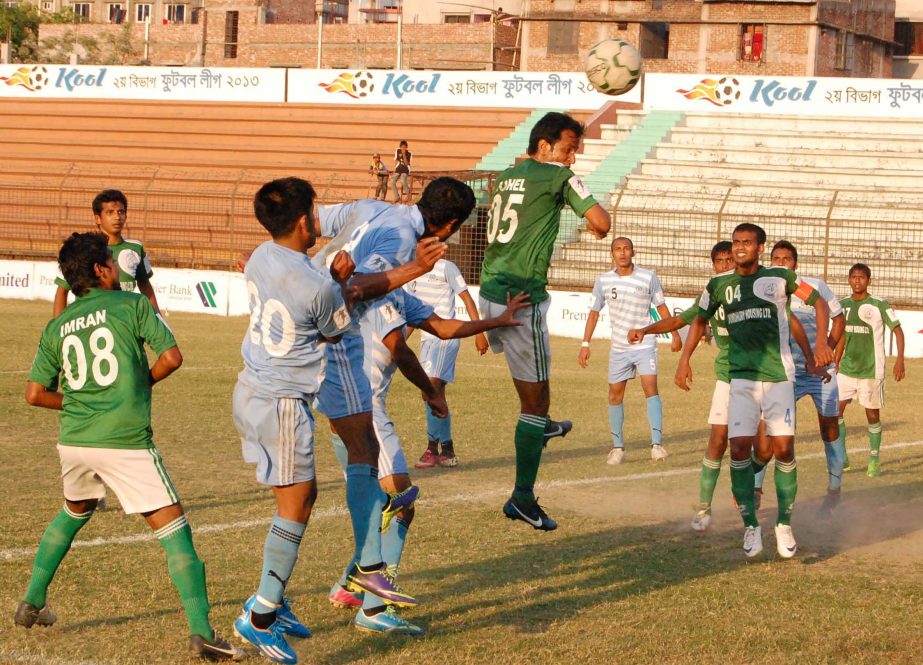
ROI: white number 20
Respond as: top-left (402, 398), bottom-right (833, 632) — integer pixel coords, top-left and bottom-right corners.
top-left (487, 193), bottom-right (524, 244)
top-left (247, 281), bottom-right (296, 357)
top-left (62, 328), bottom-right (118, 390)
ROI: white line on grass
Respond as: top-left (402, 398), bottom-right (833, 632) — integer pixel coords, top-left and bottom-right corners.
top-left (1, 440), bottom-right (921, 562)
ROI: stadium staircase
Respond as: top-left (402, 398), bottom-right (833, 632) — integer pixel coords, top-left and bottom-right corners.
top-left (474, 108), bottom-right (564, 171)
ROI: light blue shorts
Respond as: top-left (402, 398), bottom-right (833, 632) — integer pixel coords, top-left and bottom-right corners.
top-left (419, 334), bottom-right (460, 383)
top-left (608, 345), bottom-right (658, 384)
top-left (316, 331), bottom-right (373, 420)
top-left (794, 369), bottom-right (840, 418)
top-left (233, 381), bottom-right (316, 486)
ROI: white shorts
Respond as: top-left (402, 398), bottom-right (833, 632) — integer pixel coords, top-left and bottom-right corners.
top-left (57, 444), bottom-right (180, 514)
top-left (608, 345), bottom-right (658, 384)
top-left (838, 373), bottom-right (884, 409)
top-left (728, 379), bottom-right (796, 438)
top-left (708, 380), bottom-right (730, 426)
top-left (480, 296), bottom-right (551, 383)
top-left (372, 393), bottom-right (409, 479)
top-left (419, 334), bottom-right (460, 383)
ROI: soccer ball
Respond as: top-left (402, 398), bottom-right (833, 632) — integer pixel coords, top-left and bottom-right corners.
top-left (585, 39), bottom-right (643, 96)
top-left (352, 71), bottom-right (375, 97)
top-left (714, 77), bottom-right (741, 106)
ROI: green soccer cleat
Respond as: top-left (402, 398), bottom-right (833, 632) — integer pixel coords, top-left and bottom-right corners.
top-left (867, 458), bottom-right (881, 477)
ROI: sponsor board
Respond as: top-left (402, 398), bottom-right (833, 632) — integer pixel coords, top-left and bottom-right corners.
top-left (288, 69), bottom-right (639, 108)
top-left (0, 65), bottom-right (285, 102)
top-left (0, 260), bottom-right (34, 300)
top-left (644, 73), bottom-right (923, 118)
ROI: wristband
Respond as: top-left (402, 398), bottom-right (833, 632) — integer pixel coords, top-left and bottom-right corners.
top-left (581, 341), bottom-right (590, 348)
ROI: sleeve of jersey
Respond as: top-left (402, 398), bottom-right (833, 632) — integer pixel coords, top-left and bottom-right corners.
top-left (318, 202), bottom-right (354, 239)
top-left (54, 276), bottom-right (70, 290)
top-left (314, 283), bottom-right (353, 339)
top-left (137, 296), bottom-right (177, 355)
top-left (403, 291), bottom-right (435, 327)
top-left (788, 270), bottom-right (819, 305)
top-left (820, 281), bottom-right (842, 317)
top-left (27, 325), bottom-right (61, 388)
top-left (590, 277), bottom-right (605, 312)
top-left (880, 301), bottom-right (902, 330)
top-left (359, 228), bottom-right (409, 272)
top-left (650, 272), bottom-right (666, 307)
top-left (140, 246), bottom-right (153, 278)
top-left (678, 297), bottom-right (701, 325)
top-left (562, 171), bottom-right (598, 218)
top-left (698, 285), bottom-right (718, 318)
top-left (447, 261), bottom-right (468, 294)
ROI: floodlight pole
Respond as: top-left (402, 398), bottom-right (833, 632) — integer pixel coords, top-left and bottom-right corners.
top-left (315, 1), bottom-right (323, 68)
top-left (396, 6), bottom-right (403, 70)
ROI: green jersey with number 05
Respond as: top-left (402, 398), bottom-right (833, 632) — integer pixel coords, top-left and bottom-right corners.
top-left (28, 288), bottom-right (177, 449)
top-left (479, 158), bottom-right (597, 305)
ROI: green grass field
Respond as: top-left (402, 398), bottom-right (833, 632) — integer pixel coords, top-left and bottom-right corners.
top-left (2, 298), bottom-right (923, 665)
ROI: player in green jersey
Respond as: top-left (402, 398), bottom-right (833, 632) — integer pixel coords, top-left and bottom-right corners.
top-left (53, 189), bottom-right (160, 317)
top-left (19, 232), bottom-right (241, 661)
top-left (479, 111), bottom-right (611, 530)
top-left (835, 263), bottom-right (905, 477)
top-left (677, 223), bottom-right (833, 559)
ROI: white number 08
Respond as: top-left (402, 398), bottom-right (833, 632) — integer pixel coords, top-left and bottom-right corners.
top-left (486, 193), bottom-right (524, 244)
top-left (62, 328), bottom-right (119, 389)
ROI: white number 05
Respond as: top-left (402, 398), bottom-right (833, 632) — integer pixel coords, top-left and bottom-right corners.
top-left (487, 193), bottom-right (523, 244)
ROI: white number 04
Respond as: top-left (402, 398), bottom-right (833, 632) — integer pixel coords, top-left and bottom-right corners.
top-left (487, 193), bottom-right (524, 244)
top-left (62, 328), bottom-right (119, 389)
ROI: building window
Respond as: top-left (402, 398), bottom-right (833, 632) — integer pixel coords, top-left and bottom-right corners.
top-left (136, 3), bottom-right (151, 22)
top-left (108, 3), bottom-right (124, 23)
top-left (641, 22), bottom-right (669, 59)
top-left (224, 10), bottom-right (239, 59)
top-left (444, 14), bottom-right (471, 24)
top-left (41, 1), bottom-right (54, 11)
top-left (740, 24), bottom-right (764, 62)
top-left (547, 20), bottom-right (578, 55)
top-left (320, 0), bottom-right (348, 24)
top-left (72, 2), bottom-right (90, 20)
top-left (165, 3), bottom-right (186, 24)
top-left (835, 30), bottom-right (854, 70)
top-left (895, 21), bottom-right (923, 56)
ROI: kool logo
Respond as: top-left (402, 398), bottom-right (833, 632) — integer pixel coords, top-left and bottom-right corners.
top-left (381, 73), bottom-right (441, 99)
top-left (55, 68), bottom-right (107, 92)
top-left (749, 79), bottom-right (816, 107)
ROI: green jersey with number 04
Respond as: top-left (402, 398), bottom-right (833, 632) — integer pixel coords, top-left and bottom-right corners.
top-left (839, 294), bottom-right (901, 380)
top-left (697, 266), bottom-right (819, 383)
top-left (679, 295), bottom-right (730, 382)
top-left (28, 288), bottom-right (177, 449)
top-left (479, 158), bottom-right (597, 305)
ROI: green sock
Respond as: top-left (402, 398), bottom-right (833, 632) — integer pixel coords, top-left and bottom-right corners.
top-left (729, 459), bottom-right (758, 528)
top-left (839, 418), bottom-right (849, 465)
top-left (774, 459), bottom-right (798, 526)
top-left (24, 505), bottom-right (93, 607)
top-left (699, 456), bottom-right (721, 506)
top-left (868, 423), bottom-right (882, 458)
top-left (156, 515), bottom-right (213, 641)
top-left (513, 414), bottom-right (547, 505)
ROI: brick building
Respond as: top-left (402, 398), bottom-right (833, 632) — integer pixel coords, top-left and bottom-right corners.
top-left (894, 0), bottom-right (923, 78)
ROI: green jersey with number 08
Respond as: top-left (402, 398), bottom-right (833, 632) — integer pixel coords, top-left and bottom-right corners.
top-left (479, 158), bottom-right (597, 305)
top-left (697, 266), bottom-right (819, 383)
top-left (679, 295), bottom-right (730, 382)
top-left (28, 288), bottom-right (177, 449)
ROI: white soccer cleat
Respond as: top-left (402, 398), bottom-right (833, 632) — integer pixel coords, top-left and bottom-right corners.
top-left (743, 525), bottom-right (763, 558)
top-left (774, 524), bottom-right (798, 559)
top-left (606, 447), bottom-right (625, 465)
top-left (691, 506), bottom-right (712, 532)
top-left (650, 444), bottom-right (668, 461)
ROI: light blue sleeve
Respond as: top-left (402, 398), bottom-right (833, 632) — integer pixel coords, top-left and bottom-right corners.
top-left (402, 291), bottom-right (435, 326)
top-left (445, 261), bottom-right (468, 296)
top-left (819, 280), bottom-right (842, 317)
top-left (590, 276), bottom-right (605, 312)
top-left (650, 271), bottom-right (666, 307)
top-left (318, 202), bottom-right (358, 239)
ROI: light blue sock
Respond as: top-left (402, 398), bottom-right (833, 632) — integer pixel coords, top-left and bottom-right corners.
top-left (824, 437), bottom-right (846, 491)
top-left (426, 404), bottom-right (453, 443)
top-left (608, 403), bottom-right (624, 448)
top-left (331, 432), bottom-right (349, 472)
top-left (253, 516), bottom-right (306, 614)
top-left (646, 395), bottom-right (663, 445)
top-left (345, 464), bottom-right (383, 567)
top-left (362, 517), bottom-right (410, 611)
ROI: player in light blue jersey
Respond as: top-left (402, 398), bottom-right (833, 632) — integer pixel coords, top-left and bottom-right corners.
top-left (232, 177), bottom-right (411, 665)
top-left (332, 284), bottom-right (526, 634)
top-left (578, 237), bottom-right (680, 464)
top-left (766, 241), bottom-right (846, 515)
top-left (405, 259), bottom-right (489, 468)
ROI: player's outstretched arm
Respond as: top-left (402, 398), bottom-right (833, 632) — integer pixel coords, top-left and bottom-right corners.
top-left (629, 314), bottom-right (688, 344)
top-left (149, 346), bottom-right (183, 385)
top-left (811, 297), bottom-right (833, 367)
top-left (578, 310), bottom-right (601, 367)
top-left (583, 204), bottom-right (611, 240)
top-left (829, 311), bottom-right (845, 349)
top-left (417, 293), bottom-right (527, 339)
top-left (790, 312), bottom-right (830, 382)
top-left (383, 328), bottom-right (448, 417)
top-left (656, 303), bottom-right (683, 352)
top-left (894, 325), bottom-right (906, 382)
top-left (52, 286), bottom-right (68, 318)
top-left (25, 381), bottom-right (63, 410)
top-left (675, 316), bottom-right (707, 391)
top-left (458, 290), bottom-right (489, 355)
top-left (348, 237), bottom-right (447, 303)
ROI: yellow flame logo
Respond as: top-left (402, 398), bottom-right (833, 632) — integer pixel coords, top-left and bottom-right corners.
top-left (676, 79), bottom-right (723, 107)
top-left (0, 66), bottom-right (42, 92)
top-left (318, 72), bottom-right (360, 98)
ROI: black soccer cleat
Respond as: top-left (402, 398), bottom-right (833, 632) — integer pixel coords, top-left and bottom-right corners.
top-left (503, 497), bottom-right (558, 531)
top-left (14, 601), bottom-right (56, 629)
top-left (189, 632), bottom-right (245, 661)
top-left (543, 419), bottom-right (573, 447)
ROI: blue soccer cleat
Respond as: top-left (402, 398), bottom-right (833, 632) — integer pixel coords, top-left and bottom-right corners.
top-left (382, 485), bottom-right (420, 533)
top-left (234, 610), bottom-right (298, 664)
top-left (243, 595), bottom-right (311, 639)
top-left (354, 606), bottom-right (424, 636)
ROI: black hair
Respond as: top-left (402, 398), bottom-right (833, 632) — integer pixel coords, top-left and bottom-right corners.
top-left (771, 239), bottom-right (798, 263)
top-left (850, 262), bottom-right (872, 279)
top-left (399, 140), bottom-right (408, 147)
top-left (711, 240), bottom-right (732, 261)
top-left (92, 189), bottom-right (128, 215)
top-left (527, 112), bottom-right (585, 156)
top-left (611, 236), bottom-right (634, 250)
top-left (59, 232), bottom-right (111, 297)
top-left (417, 177), bottom-right (476, 235)
top-left (732, 222), bottom-right (766, 245)
top-left (253, 177), bottom-right (316, 239)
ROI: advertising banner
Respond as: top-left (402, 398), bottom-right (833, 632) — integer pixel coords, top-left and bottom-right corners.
top-left (0, 260), bottom-right (34, 300)
top-left (287, 69), bottom-right (638, 108)
top-left (152, 268), bottom-right (230, 316)
top-left (644, 73), bottom-right (923, 118)
top-left (0, 65), bottom-right (286, 102)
